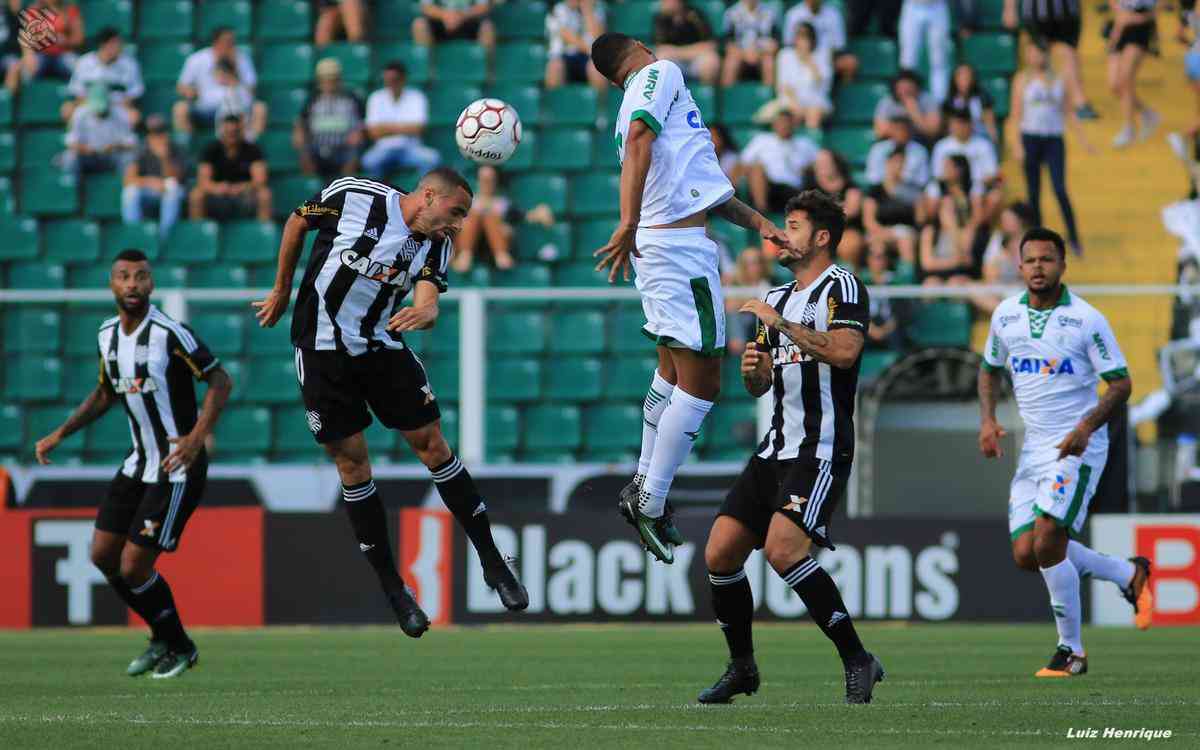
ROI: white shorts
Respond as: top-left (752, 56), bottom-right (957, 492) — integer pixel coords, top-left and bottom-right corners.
top-left (632, 226), bottom-right (726, 357)
top-left (1008, 439), bottom-right (1108, 541)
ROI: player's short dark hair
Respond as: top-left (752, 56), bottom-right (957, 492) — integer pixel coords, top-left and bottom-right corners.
top-left (785, 189), bottom-right (846, 255)
top-left (113, 248), bottom-right (149, 265)
top-left (1019, 227), bottom-right (1066, 260)
top-left (591, 32), bottom-right (638, 83)
top-left (384, 61), bottom-right (407, 77)
top-left (96, 27), bottom-right (121, 45)
top-left (421, 167), bottom-right (474, 198)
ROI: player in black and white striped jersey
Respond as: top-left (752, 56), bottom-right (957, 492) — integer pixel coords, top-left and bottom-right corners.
top-left (698, 190), bottom-right (885, 705)
top-left (253, 169), bottom-right (528, 637)
top-left (34, 249), bottom-right (234, 679)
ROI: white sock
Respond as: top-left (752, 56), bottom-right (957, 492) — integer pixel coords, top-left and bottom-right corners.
top-left (1040, 558), bottom-right (1084, 654)
top-left (637, 371), bottom-right (675, 477)
top-left (641, 387), bottom-right (713, 517)
top-left (1067, 540), bottom-right (1136, 588)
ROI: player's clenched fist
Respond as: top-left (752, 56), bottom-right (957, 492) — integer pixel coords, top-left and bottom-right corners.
top-left (740, 343), bottom-right (770, 376)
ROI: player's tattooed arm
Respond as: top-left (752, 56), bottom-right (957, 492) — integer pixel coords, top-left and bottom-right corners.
top-left (711, 197), bottom-right (790, 249)
top-left (34, 380), bottom-right (118, 464)
top-left (977, 367), bottom-right (1007, 458)
top-left (1057, 376), bottom-right (1132, 459)
top-left (740, 300), bottom-right (863, 368)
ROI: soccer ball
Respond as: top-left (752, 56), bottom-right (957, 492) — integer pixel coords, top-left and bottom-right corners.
top-left (455, 98), bottom-right (522, 165)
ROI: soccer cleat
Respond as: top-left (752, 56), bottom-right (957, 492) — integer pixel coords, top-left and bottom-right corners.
top-left (126, 640), bottom-right (168, 677)
top-left (844, 652), bottom-right (885, 704)
top-left (387, 584), bottom-right (431, 638)
top-left (697, 659), bottom-right (760, 704)
top-left (1076, 103), bottom-right (1099, 121)
top-left (618, 494), bottom-right (674, 564)
top-left (1167, 132), bottom-right (1190, 163)
top-left (618, 478), bottom-right (684, 545)
top-left (1121, 556), bottom-right (1153, 631)
top-left (150, 646), bottom-right (198, 679)
top-left (1034, 646), bottom-right (1087, 677)
top-left (484, 555), bottom-right (530, 611)
top-left (1113, 125), bottom-right (1135, 149)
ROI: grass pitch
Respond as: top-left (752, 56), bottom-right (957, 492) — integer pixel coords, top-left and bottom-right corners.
top-left (0, 623), bottom-right (1195, 749)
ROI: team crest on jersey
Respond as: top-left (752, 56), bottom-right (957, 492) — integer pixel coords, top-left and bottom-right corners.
top-left (1010, 356), bottom-right (1075, 375)
top-left (113, 377), bottom-right (156, 394)
top-left (339, 249), bottom-right (409, 286)
top-left (999, 314), bottom-right (1022, 327)
top-left (799, 302), bottom-right (819, 325)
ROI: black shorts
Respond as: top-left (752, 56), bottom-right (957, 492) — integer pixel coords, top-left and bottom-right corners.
top-left (1026, 15), bottom-right (1081, 48)
top-left (428, 17), bottom-right (483, 41)
top-left (1113, 20), bottom-right (1155, 53)
top-left (719, 456), bottom-right (849, 550)
top-left (96, 457), bottom-right (207, 552)
top-left (294, 345), bottom-right (441, 444)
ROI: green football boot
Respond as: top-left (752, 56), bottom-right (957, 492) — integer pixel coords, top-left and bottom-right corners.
top-left (126, 640), bottom-right (168, 677)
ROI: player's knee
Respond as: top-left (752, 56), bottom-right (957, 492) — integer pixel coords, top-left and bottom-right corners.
top-left (90, 545), bottom-right (119, 577)
top-left (763, 542), bottom-right (799, 575)
top-left (331, 451), bottom-right (371, 485)
top-left (118, 555), bottom-right (154, 587)
top-left (704, 539), bottom-right (741, 573)
top-left (1012, 548), bottom-right (1038, 572)
top-left (408, 426), bottom-right (451, 468)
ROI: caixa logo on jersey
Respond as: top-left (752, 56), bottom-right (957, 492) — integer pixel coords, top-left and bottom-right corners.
top-left (1011, 356), bottom-right (1075, 375)
top-left (112, 376), bottom-right (157, 394)
top-left (340, 249), bottom-right (410, 286)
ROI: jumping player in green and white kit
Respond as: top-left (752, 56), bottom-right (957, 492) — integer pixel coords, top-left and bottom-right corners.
top-left (589, 32), bottom-right (790, 563)
top-left (978, 227), bottom-right (1153, 678)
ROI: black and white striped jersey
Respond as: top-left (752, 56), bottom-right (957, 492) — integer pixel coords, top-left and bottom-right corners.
top-left (1019, 0), bottom-right (1081, 22)
top-left (290, 176), bottom-right (452, 356)
top-left (98, 306), bottom-right (219, 483)
top-left (755, 265), bottom-right (870, 464)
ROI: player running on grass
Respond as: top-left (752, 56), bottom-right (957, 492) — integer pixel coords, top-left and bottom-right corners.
top-left (978, 227), bottom-right (1153, 678)
top-left (590, 31), bottom-right (790, 563)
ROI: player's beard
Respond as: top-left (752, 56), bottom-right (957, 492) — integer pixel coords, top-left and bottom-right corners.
top-left (117, 293), bottom-right (149, 317)
top-left (778, 231), bottom-right (816, 268)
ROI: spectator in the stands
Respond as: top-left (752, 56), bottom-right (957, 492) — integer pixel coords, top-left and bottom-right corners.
top-left (862, 246), bottom-right (906, 351)
top-left (930, 106), bottom-right (1000, 217)
top-left (1107, 0), bottom-right (1159, 148)
top-left (174, 27), bottom-right (258, 143)
top-left (720, 0), bottom-right (780, 86)
top-left (61, 82), bottom-right (136, 176)
top-left (63, 27), bottom-right (142, 124)
top-left (1179, 1), bottom-right (1200, 152)
top-left (708, 123), bottom-right (741, 182)
top-left (898, 0), bottom-right (951, 103)
top-left (452, 165), bottom-right (555, 273)
top-left (920, 154), bottom-right (978, 287)
top-left (1, 0), bottom-right (21, 94)
top-left (121, 114), bottom-right (185, 239)
top-left (361, 61), bottom-right (440, 180)
top-left (874, 69), bottom-right (942, 142)
top-left (741, 105), bottom-right (820, 213)
top-left (803, 149), bottom-right (864, 267)
top-left (314, 0), bottom-right (365, 46)
top-left (413, 1), bottom-right (496, 56)
top-left (189, 113), bottom-right (272, 221)
top-left (1004, 0), bottom-right (1097, 119)
top-left (294, 57), bottom-right (364, 181)
top-left (775, 21), bottom-right (832, 130)
top-left (18, 0), bottom-right (83, 82)
top-left (970, 201), bottom-right (1033, 314)
top-left (947, 63), bottom-right (998, 143)
top-left (545, 0), bottom-right (608, 96)
top-left (846, 0), bottom-right (901, 37)
top-left (783, 0), bottom-right (858, 80)
top-left (724, 245), bottom-right (772, 356)
top-left (865, 115), bottom-right (931, 193)
top-left (653, 0), bottom-right (720, 85)
top-left (863, 148), bottom-right (926, 264)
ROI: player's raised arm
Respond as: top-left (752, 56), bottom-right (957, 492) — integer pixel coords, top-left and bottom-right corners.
top-left (710, 196), bottom-right (790, 249)
top-left (34, 362), bottom-right (118, 465)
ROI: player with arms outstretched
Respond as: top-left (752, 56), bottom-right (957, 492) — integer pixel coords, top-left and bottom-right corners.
top-left (978, 227), bottom-right (1153, 678)
top-left (590, 32), bottom-right (790, 563)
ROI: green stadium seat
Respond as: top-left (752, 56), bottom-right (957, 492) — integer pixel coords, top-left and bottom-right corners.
top-left (363, 417), bottom-right (398, 457)
top-left (720, 84), bottom-right (773, 127)
top-left (704, 404), bottom-right (757, 455)
top-left (825, 127), bottom-right (876, 167)
top-left (20, 128), bottom-right (65, 167)
top-left (68, 265), bottom-right (114, 288)
top-left (434, 42), bottom-right (487, 84)
top-left (243, 358), bottom-right (297, 403)
top-left (258, 128), bottom-right (300, 172)
top-left (0, 216), bottom-right (40, 261)
top-left (487, 358), bottom-right (542, 402)
top-left (87, 411), bottom-right (130, 453)
top-left (0, 131), bottom-right (14, 171)
top-left (611, 305), bottom-right (652, 354)
top-left (83, 172), bottom-right (123, 219)
top-left (542, 86), bottom-right (597, 128)
top-left (604, 355), bottom-right (657, 399)
top-left (833, 82), bottom-right (889, 125)
top-left (263, 86), bottom-right (309, 127)
top-left (258, 44), bottom-right (315, 86)
top-left (0, 176), bottom-right (14, 215)
top-left (583, 404), bottom-right (642, 453)
top-left (492, 2), bottom-right (546, 39)
top-left (198, 0), bottom-right (252, 41)
top-left (493, 42), bottom-right (546, 85)
top-left (487, 84), bottom-right (541, 128)
top-left (190, 308), bottom-right (246, 356)
top-left (218, 358), bottom-right (246, 403)
top-left (486, 405), bottom-right (520, 455)
top-left (708, 220), bottom-right (754, 254)
top-left (428, 85), bottom-right (483, 127)
top-left (20, 171), bottom-right (77, 215)
top-left (4, 357), bottom-right (62, 402)
top-left (538, 128), bottom-right (593, 171)
top-left (43, 219), bottom-right (100, 264)
top-left (691, 84), bottom-right (717, 119)
top-left (569, 173), bottom-right (621, 217)
top-left (488, 309), bottom-right (546, 354)
top-left (694, 0), bottom-right (726, 35)
top-left (848, 37), bottom-right (899, 79)
top-left (374, 0), bottom-right (418, 40)
top-left (0, 403), bottom-right (22, 452)
top-left (494, 127), bottom-right (535, 172)
top-left (319, 42), bottom-right (371, 86)
top-left (523, 404), bottom-right (581, 453)
top-left (271, 175), bottom-right (323, 218)
top-left (80, 0), bottom-right (133, 40)
top-left (64, 303), bottom-right (113, 354)
top-left (546, 357), bottom-right (603, 402)
top-left (137, 83), bottom-right (177, 119)
top-left (372, 42), bottom-right (429, 84)
top-left (257, 0), bottom-right (312, 41)
top-left (18, 81), bottom-right (69, 126)
top-left (961, 32), bottom-right (1016, 76)
top-left (154, 262), bottom-right (189, 288)
top-left (272, 406), bottom-right (314, 453)
top-left (550, 309), bottom-right (606, 354)
top-left (103, 222), bottom-right (160, 260)
top-left (0, 88), bottom-right (10, 126)
top-left (189, 264), bottom-right (250, 288)
top-left (425, 354), bottom-right (459, 403)
top-left (449, 264), bottom-right (491, 288)
top-left (609, 2), bottom-right (654, 39)
top-left (511, 173), bottom-right (567, 215)
top-left (860, 349), bottom-right (900, 381)
top-left (221, 220), bottom-right (280, 263)
top-left (909, 301), bottom-right (972, 347)
top-left (140, 43), bottom-right (195, 85)
top-left (976, 0), bottom-right (1007, 29)
top-left (984, 77), bottom-right (1010, 119)
top-left (8, 261), bottom-right (65, 288)
top-left (426, 308), bottom-right (461, 356)
top-left (492, 264), bottom-right (552, 287)
top-left (213, 406), bottom-right (272, 454)
top-left (139, 0), bottom-right (194, 41)
top-left (554, 261), bottom-right (608, 287)
top-left (513, 221), bottom-right (571, 263)
top-left (246, 318), bottom-right (292, 356)
top-left (30, 406), bottom-right (83, 456)
top-left (574, 218), bottom-right (614, 260)
top-left (164, 220), bottom-right (219, 263)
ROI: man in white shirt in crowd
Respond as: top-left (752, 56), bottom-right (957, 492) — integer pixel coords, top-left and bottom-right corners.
top-left (929, 105), bottom-right (1001, 215)
top-left (783, 0), bottom-right (858, 80)
top-left (545, 0), bottom-right (608, 95)
top-left (865, 115), bottom-right (930, 193)
top-left (62, 83), bottom-right (138, 177)
top-left (361, 61), bottom-right (441, 180)
top-left (64, 27), bottom-right (143, 124)
top-left (173, 26), bottom-right (257, 141)
top-left (741, 106), bottom-right (820, 213)
top-left (899, 0), bottom-right (951, 103)
top-left (720, 0), bottom-right (780, 87)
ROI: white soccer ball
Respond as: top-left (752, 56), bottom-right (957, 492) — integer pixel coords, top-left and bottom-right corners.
top-left (454, 98), bottom-right (522, 165)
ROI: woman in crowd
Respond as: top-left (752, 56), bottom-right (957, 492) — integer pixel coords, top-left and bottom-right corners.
top-left (803, 148), bottom-right (864, 268)
top-left (863, 148), bottom-right (926, 265)
top-left (1107, 0), bottom-right (1160, 148)
top-left (920, 154), bottom-right (978, 287)
top-left (947, 63), bottom-right (998, 143)
top-left (452, 165), bottom-right (555, 272)
top-left (775, 21), bottom-right (832, 130)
